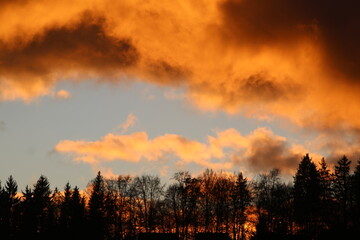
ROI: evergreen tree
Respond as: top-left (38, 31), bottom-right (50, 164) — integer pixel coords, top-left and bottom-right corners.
top-left (49, 187), bottom-right (63, 239)
top-left (3, 176), bottom-right (20, 239)
top-left (318, 158), bottom-right (335, 229)
top-left (60, 182), bottom-right (72, 234)
top-left (353, 161), bottom-right (360, 231)
top-left (88, 171), bottom-right (106, 240)
top-left (0, 181), bottom-right (6, 236)
top-left (334, 155), bottom-right (352, 229)
top-left (294, 154), bottom-right (321, 237)
top-left (32, 175), bottom-right (52, 238)
top-left (319, 158), bottom-right (333, 200)
top-left (69, 186), bottom-right (86, 239)
top-left (3, 161), bottom-right (360, 239)
top-left (20, 185), bottom-right (36, 237)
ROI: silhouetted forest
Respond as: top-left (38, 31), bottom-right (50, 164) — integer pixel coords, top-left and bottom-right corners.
top-left (1, 154), bottom-right (360, 240)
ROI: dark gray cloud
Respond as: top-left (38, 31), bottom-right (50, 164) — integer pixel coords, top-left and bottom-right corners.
top-left (230, 129), bottom-right (303, 174)
top-left (219, 0), bottom-right (360, 80)
top-left (145, 60), bottom-right (190, 86)
top-left (0, 13), bottom-right (139, 82)
top-left (245, 137), bottom-right (301, 173)
top-left (240, 74), bottom-right (298, 102)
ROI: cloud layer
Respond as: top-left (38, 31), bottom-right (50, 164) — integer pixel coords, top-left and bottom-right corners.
top-left (1, 0), bottom-right (360, 132)
top-left (55, 128), bottom-right (305, 174)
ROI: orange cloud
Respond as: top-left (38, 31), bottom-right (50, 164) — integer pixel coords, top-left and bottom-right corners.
top-left (55, 127), bottom-right (307, 174)
top-left (1, 0), bottom-right (360, 134)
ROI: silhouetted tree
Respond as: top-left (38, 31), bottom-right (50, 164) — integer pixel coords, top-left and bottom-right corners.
top-left (69, 186), bottom-right (86, 239)
top-left (174, 171), bottom-right (201, 239)
top-left (116, 175), bottom-right (135, 239)
top-left (352, 161), bottom-right (360, 232)
top-left (319, 158), bottom-right (333, 199)
top-left (185, 176), bottom-right (201, 236)
top-left (230, 172), bottom-right (251, 240)
top-left (88, 171), bottom-right (106, 240)
top-left (0, 181), bottom-right (5, 235)
top-left (318, 158), bottom-right (336, 229)
top-left (293, 154), bottom-right (321, 237)
top-left (199, 169), bottom-right (215, 233)
top-left (133, 175), bottom-right (164, 233)
top-left (60, 182), bottom-right (72, 234)
top-left (253, 169), bottom-right (293, 239)
top-left (334, 155), bottom-right (352, 229)
top-left (104, 178), bottom-right (121, 240)
top-left (165, 183), bottom-right (182, 235)
top-left (5, 158), bottom-right (360, 240)
top-left (48, 187), bottom-right (63, 239)
top-left (212, 173), bottom-right (231, 233)
top-left (32, 175), bottom-right (52, 238)
top-left (20, 185), bottom-right (35, 237)
top-left (0, 176), bottom-right (20, 239)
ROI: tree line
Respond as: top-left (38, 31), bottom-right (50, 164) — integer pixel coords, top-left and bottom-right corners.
top-left (0, 154), bottom-right (360, 240)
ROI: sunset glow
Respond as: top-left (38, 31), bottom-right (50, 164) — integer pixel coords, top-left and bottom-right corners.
top-left (1, 0), bottom-right (360, 198)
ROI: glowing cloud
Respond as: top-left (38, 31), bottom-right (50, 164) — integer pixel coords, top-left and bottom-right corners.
top-left (1, 0), bottom-right (360, 133)
top-left (55, 127), bottom-right (307, 174)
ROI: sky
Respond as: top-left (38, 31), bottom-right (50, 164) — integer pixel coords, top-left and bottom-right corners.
top-left (1, 0), bottom-right (360, 190)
